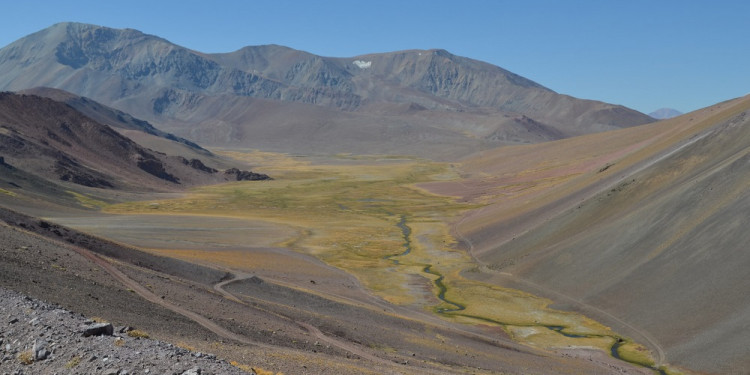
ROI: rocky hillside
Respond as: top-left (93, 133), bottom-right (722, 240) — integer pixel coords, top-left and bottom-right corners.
top-left (20, 87), bottom-right (208, 153)
top-left (0, 287), bottom-right (250, 374)
top-left (0, 22), bottom-right (655, 158)
top-left (433, 95), bottom-right (750, 374)
top-left (0, 92), bottom-right (269, 194)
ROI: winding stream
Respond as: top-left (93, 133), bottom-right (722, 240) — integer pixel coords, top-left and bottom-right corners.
top-left (387, 215), bottom-right (412, 265)
top-left (384, 214), bottom-right (668, 374)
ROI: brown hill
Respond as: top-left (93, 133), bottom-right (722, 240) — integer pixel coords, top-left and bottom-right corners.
top-left (20, 87), bottom-right (209, 153)
top-left (423, 96), bottom-right (750, 374)
top-left (0, 22), bottom-right (654, 159)
top-left (0, 92), bottom-right (268, 195)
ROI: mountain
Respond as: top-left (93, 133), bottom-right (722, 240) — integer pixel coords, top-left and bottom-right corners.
top-left (425, 95), bottom-right (750, 373)
top-left (649, 108), bottom-right (682, 119)
top-left (19, 87), bottom-right (208, 153)
top-left (0, 22), bottom-right (654, 159)
top-left (0, 92), bottom-right (268, 201)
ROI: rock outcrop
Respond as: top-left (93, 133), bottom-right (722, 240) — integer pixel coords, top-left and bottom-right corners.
top-left (224, 168), bottom-right (272, 181)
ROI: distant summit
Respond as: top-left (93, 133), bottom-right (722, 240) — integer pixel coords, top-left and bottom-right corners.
top-left (649, 108), bottom-right (683, 119)
top-left (0, 22), bottom-right (655, 158)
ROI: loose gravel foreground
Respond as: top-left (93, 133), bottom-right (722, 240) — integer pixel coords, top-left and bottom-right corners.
top-left (0, 287), bottom-right (250, 375)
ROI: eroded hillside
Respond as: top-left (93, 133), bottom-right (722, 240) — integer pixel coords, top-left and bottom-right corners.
top-left (426, 95), bottom-right (750, 374)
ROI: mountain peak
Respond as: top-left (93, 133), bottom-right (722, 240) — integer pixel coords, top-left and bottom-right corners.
top-left (649, 108), bottom-right (683, 119)
top-left (0, 23), bottom-right (654, 158)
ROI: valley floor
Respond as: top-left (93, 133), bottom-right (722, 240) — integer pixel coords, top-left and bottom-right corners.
top-left (0, 151), bottom-right (688, 374)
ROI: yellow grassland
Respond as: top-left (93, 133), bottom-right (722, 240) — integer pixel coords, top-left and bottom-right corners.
top-left (104, 151), bottom-right (656, 365)
top-left (68, 190), bottom-right (107, 209)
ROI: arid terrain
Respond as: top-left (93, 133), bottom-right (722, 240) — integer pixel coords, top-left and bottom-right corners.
top-left (0, 22), bottom-right (747, 375)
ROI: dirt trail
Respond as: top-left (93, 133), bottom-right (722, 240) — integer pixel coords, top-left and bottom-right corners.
top-left (294, 321), bottom-right (388, 364)
top-left (212, 273), bottom-right (433, 371)
top-left (2, 223), bottom-right (290, 350)
top-left (54, 236), bottom-right (265, 346)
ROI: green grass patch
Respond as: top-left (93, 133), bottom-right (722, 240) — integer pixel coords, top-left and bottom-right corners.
top-left (615, 341), bottom-right (656, 368)
top-left (67, 190), bottom-right (108, 209)
top-left (0, 188), bottom-right (17, 196)
top-left (104, 151), bottom-right (661, 368)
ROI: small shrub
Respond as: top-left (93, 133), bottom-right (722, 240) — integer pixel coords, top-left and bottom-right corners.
top-left (65, 355), bottom-right (81, 368)
top-left (17, 350), bottom-right (34, 365)
top-left (230, 363), bottom-right (282, 375)
top-left (127, 329), bottom-right (150, 339)
top-left (176, 341), bottom-right (196, 351)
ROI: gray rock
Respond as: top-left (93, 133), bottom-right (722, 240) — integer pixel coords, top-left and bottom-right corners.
top-left (32, 339), bottom-right (49, 360)
top-left (1, 287), bottom-right (251, 374)
top-left (82, 323), bottom-right (114, 337)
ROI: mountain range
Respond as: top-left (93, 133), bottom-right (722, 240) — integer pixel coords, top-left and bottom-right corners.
top-left (0, 22), bottom-right (655, 159)
top-left (0, 22), bottom-right (746, 375)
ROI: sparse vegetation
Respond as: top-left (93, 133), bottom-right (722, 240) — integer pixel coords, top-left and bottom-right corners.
top-left (17, 350), bottom-right (33, 365)
top-left (176, 341), bottom-right (196, 351)
top-left (67, 190), bottom-right (107, 209)
top-left (616, 341), bottom-right (656, 368)
top-left (51, 263), bottom-right (66, 271)
top-left (230, 361), bottom-right (274, 374)
top-left (127, 329), bottom-right (150, 339)
top-left (65, 355), bottom-right (81, 368)
top-left (0, 188), bottom-right (17, 196)
top-left (229, 362), bottom-right (284, 375)
top-left (105, 151), bottom-right (658, 367)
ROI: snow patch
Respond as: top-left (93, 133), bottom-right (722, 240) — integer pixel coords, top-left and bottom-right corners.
top-left (353, 60), bottom-right (372, 69)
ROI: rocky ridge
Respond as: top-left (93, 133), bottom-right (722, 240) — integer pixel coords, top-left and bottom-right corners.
top-left (0, 22), bottom-right (655, 159)
top-left (0, 287), bottom-right (250, 375)
top-left (0, 92), bottom-right (270, 195)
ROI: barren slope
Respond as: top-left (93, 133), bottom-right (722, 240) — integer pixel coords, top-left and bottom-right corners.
top-left (425, 96), bottom-right (750, 374)
top-left (0, 92), bottom-right (269, 201)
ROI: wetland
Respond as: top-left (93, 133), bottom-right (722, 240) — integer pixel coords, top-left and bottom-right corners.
top-left (59, 150), bottom-right (671, 374)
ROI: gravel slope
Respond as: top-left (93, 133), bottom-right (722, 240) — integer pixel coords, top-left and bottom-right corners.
top-left (0, 286), bottom-right (250, 375)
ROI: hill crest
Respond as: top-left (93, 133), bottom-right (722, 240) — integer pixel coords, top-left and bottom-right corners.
top-left (0, 22), bottom-right (654, 159)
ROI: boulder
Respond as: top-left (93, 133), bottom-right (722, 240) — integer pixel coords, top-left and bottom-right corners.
top-left (224, 168), bottom-right (271, 181)
top-left (32, 339), bottom-right (49, 360)
top-left (82, 322), bottom-right (114, 337)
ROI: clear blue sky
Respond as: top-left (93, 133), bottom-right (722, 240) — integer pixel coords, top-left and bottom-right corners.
top-left (1, 0), bottom-right (748, 114)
